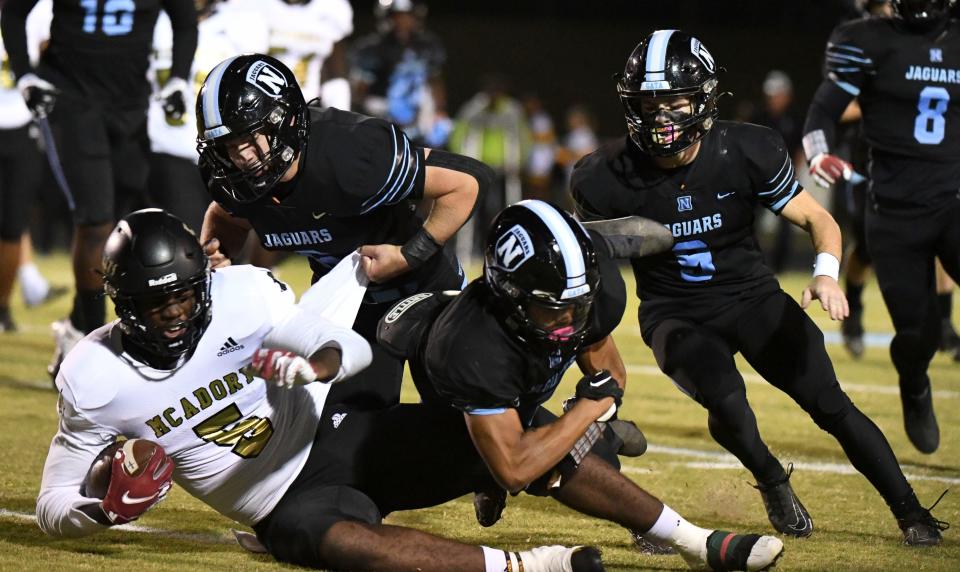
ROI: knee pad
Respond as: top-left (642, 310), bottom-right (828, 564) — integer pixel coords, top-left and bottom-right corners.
top-left (807, 383), bottom-right (854, 432)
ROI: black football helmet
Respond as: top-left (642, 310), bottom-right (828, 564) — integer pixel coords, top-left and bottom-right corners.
top-left (196, 54), bottom-right (309, 204)
top-left (616, 30), bottom-right (720, 156)
top-left (892, 0), bottom-right (955, 26)
top-left (102, 210), bottom-right (212, 363)
top-left (484, 200), bottom-right (600, 351)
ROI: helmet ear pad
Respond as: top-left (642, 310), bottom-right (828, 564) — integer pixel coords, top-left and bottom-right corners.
top-left (483, 200), bottom-right (600, 351)
top-left (195, 54), bottom-right (309, 204)
top-left (617, 30), bottom-right (720, 156)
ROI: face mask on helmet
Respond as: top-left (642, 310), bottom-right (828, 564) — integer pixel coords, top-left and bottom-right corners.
top-left (893, 0), bottom-right (955, 27)
top-left (196, 55), bottom-right (309, 204)
top-left (617, 30), bottom-right (720, 157)
top-left (483, 200), bottom-right (600, 351)
top-left (102, 210), bottom-right (213, 367)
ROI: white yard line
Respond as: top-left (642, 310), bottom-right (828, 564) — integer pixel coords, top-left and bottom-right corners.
top-left (626, 364), bottom-right (959, 399)
top-left (0, 509), bottom-right (233, 544)
top-left (622, 444), bottom-right (960, 485)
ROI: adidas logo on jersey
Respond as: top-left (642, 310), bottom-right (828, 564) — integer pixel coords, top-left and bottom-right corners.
top-left (217, 337), bottom-right (245, 357)
top-left (332, 413), bottom-right (347, 429)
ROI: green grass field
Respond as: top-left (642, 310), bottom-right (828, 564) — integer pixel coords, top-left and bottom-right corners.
top-left (1, 254), bottom-right (957, 571)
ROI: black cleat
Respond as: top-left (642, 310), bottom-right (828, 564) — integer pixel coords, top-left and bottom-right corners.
top-left (473, 487), bottom-right (507, 527)
top-left (629, 530), bottom-right (676, 554)
top-left (938, 318), bottom-right (960, 353)
top-left (841, 310), bottom-right (864, 360)
top-left (570, 546), bottom-right (605, 572)
top-left (897, 491), bottom-right (949, 547)
top-left (901, 384), bottom-right (939, 454)
top-left (754, 465), bottom-right (813, 538)
top-left (609, 419), bottom-right (648, 457)
top-left (579, 216), bottom-right (675, 258)
top-left (0, 307), bottom-right (16, 333)
top-left (696, 531), bottom-right (784, 571)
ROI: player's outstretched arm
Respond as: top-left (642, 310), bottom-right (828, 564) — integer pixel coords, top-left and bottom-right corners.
top-left (464, 395), bottom-right (616, 494)
top-left (576, 335), bottom-right (626, 391)
top-left (780, 191), bottom-right (849, 321)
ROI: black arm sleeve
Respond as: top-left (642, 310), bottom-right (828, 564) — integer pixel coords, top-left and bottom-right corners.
top-left (424, 148), bottom-right (493, 212)
top-left (802, 80), bottom-right (856, 160)
top-left (162, 0), bottom-right (198, 80)
top-left (1, 0), bottom-right (40, 80)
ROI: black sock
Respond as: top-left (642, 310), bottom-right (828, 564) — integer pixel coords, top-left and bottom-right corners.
top-left (846, 281), bottom-right (865, 314)
top-left (69, 288), bottom-right (106, 334)
top-left (937, 292), bottom-right (952, 320)
top-left (707, 391), bottom-right (786, 484)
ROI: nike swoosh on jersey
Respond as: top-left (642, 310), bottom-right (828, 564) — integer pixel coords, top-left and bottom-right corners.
top-left (717, 192), bottom-right (736, 199)
top-left (312, 211), bottom-right (327, 220)
top-left (122, 491), bottom-right (159, 505)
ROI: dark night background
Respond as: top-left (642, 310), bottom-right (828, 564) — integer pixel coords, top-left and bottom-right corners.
top-left (347, 0), bottom-right (863, 138)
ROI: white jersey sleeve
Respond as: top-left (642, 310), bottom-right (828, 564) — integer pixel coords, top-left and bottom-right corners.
top-left (148, 5), bottom-right (269, 160)
top-left (0, 0), bottom-right (52, 128)
top-left (36, 387), bottom-right (118, 537)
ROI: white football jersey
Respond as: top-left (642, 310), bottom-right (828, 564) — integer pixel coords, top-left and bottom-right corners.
top-left (231, 0), bottom-right (353, 102)
top-left (148, 5), bottom-right (269, 160)
top-left (0, 0), bottom-right (52, 129)
top-left (37, 265), bottom-right (336, 536)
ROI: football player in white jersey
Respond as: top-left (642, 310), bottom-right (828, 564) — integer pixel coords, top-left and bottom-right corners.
top-left (0, 0), bottom-right (51, 331)
top-left (231, 0), bottom-right (353, 110)
top-left (147, 0), bottom-right (268, 232)
top-left (37, 209), bottom-right (608, 572)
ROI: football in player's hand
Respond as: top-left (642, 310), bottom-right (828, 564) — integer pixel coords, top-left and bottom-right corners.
top-left (81, 439), bottom-right (164, 499)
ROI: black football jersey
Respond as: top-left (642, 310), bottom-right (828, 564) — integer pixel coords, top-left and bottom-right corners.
top-left (415, 246), bottom-right (626, 426)
top-left (213, 106), bottom-right (456, 295)
top-left (571, 122), bottom-right (797, 329)
top-left (825, 17), bottom-right (960, 199)
top-left (11, 0), bottom-right (196, 106)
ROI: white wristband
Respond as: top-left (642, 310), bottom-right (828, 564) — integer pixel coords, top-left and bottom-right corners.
top-left (812, 252), bottom-right (840, 281)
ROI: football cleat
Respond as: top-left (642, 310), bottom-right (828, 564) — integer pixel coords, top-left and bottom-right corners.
top-left (24, 284), bottom-right (68, 308)
top-left (900, 382), bottom-right (939, 454)
top-left (514, 545), bottom-right (605, 572)
top-left (939, 318), bottom-right (960, 353)
top-left (48, 317), bottom-right (84, 385)
top-left (840, 310), bottom-right (864, 360)
top-left (629, 529), bottom-right (676, 554)
top-left (753, 465), bottom-right (813, 538)
top-left (680, 530), bottom-right (784, 572)
top-left (0, 307), bottom-right (16, 333)
top-left (897, 491), bottom-right (949, 547)
top-left (473, 487), bottom-right (507, 527)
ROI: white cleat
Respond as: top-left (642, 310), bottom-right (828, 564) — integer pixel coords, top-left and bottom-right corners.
top-left (511, 545), bottom-right (605, 572)
top-left (680, 530), bottom-right (784, 572)
top-left (48, 318), bottom-right (84, 386)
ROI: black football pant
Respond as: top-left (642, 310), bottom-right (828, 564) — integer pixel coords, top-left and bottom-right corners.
top-left (865, 198), bottom-right (960, 397)
top-left (646, 290), bottom-right (912, 506)
top-left (146, 153), bottom-right (208, 234)
top-left (0, 125), bottom-right (42, 241)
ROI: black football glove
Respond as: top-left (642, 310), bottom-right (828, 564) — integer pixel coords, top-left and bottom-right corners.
top-left (573, 370), bottom-right (623, 422)
top-left (158, 77), bottom-right (189, 125)
top-left (17, 73), bottom-right (58, 119)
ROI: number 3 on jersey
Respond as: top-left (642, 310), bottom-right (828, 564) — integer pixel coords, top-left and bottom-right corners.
top-left (673, 240), bottom-right (715, 282)
top-left (914, 86), bottom-right (950, 145)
